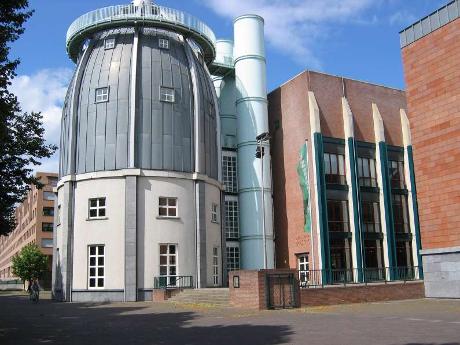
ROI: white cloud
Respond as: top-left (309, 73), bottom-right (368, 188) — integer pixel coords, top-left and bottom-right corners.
top-left (389, 10), bottom-right (416, 27)
top-left (10, 68), bottom-right (73, 174)
top-left (200, 0), bottom-right (378, 67)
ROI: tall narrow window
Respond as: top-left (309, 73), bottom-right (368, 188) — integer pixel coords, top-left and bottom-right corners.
top-left (389, 160), bottom-right (406, 189)
top-left (42, 223), bottom-right (54, 232)
top-left (361, 201), bottom-right (381, 233)
top-left (88, 245), bottom-right (104, 289)
top-left (95, 87), bottom-right (109, 103)
top-left (158, 38), bottom-right (169, 49)
top-left (324, 152), bottom-right (346, 185)
top-left (88, 198), bottom-right (106, 219)
top-left (392, 194), bottom-right (410, 234)
top-left (211, 203), bottom-right (219, 223)
top-left (222, 154), bottom-right (237, 193)
top-left (104, 38), bottom-right (116, 49)
top-left (357, 157), bottom-right (378, 187)
top-left (327, 199), bottom-right (350, 232)
top-left (298, 253), bottom-right (309, 286)
top-left (226, 246), bottom-right (240, 272)
top-left (159, 86), bottom-right (175, 103)
top-left (213, 247), bottom-right (219, 286)
top-left (225, 199), bottom-right (239, 239)
top-left (159, 244), bottom-right (177, 286)
top-left (43, 207), bottom-right (54, 217)
top-left (158, 197), bottom-right (178, 218)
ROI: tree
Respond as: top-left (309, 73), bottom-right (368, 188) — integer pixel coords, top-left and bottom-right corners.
top-left (0, 0), bottom-right (57, 235)
top-left (12, 244), bottom-right (48, 285)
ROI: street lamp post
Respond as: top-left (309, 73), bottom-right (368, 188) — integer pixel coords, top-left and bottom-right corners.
top-left (256, 132), bottom-right (270, 269)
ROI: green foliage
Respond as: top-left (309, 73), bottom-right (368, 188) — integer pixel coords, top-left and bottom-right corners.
top-left (0, 1), bottom-right (57, 235)
top-left (12, 244), bottom-right (48, 282)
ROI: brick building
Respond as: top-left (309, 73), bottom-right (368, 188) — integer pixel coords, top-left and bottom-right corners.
top-left (0, 173), bottom-right (58, 287)
top-left (400, 0), bottom-right (460, 298)
top-left (268, 71), bottom-right (422, 285)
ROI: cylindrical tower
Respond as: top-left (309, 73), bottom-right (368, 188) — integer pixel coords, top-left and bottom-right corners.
top-left (234, 15), bottom-right (274, 269)
top-left (53, 2), bottom-right (223, 302)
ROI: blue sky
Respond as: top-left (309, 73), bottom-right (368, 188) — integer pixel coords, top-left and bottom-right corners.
top-left (9, 0), bottom-right (448, 172)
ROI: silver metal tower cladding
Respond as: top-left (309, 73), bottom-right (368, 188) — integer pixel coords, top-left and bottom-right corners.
top-left (54, 2), bottom-right (225, 302)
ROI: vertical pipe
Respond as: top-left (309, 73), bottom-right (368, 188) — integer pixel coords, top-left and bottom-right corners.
top-left (234, 15), bottom-right (274, 269)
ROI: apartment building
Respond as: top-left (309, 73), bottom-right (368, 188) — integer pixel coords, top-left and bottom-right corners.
top-left (0, 173), bottom-right (58, 287)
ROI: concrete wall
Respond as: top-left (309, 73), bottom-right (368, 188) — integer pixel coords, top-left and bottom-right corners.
top-left (422, 247), bottom-right (460, 298)
top-left (72, 177), bottom-right (126, 290)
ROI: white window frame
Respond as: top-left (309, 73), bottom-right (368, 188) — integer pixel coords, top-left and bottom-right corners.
top-left (297, 253), bottom-right (309, 286)
top-left (213, 247), bottom-right (219, 286)
top-left (222, 152), bottom-right (238, 193)
top-left (88, 245), bottom-right (105, 289)
top-left (158, 38), bottom-right (169, 49)
top-left (158, 197), bottom-right (178, 218)
top-left (211, 203), bottom-right (219, 223)
top-left (88, 197), bottom-right (107, 220)
top-left (57, 205), bottom-right (61, 225)
top-left (224, 197), bottom-right (239, 239)
top-left (159, 244), bottom-right (178, 286)
top-left (95, 87), bottom-right (109, 103)
top-left (159, 86), bottom-right (175, 103)
top-left (226, 245), bottom-right (240, 272)
top-left (104, 38), bottom-right (116, 49)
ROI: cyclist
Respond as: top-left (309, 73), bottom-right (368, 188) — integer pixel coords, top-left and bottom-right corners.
top-left (28, 278), bottom-right (40, 303)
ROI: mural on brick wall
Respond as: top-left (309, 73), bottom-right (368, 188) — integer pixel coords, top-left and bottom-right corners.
top-left (296, 142), bottom-right (311, 233)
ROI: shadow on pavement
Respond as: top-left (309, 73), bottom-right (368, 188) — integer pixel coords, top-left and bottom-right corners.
top-left (0, 295), bottom-right (293, 345)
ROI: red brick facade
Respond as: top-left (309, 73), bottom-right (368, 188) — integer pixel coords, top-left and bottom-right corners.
top-left (402, 18), bottom-right (460, 250)
top-left (268, 71), bottom-right (406, 270)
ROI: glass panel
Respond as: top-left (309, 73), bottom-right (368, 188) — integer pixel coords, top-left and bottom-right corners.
top-left (89, 209), bottom-right (97, 218)
top-left (169, 267), bottom-right (176, 276)
top-left (159, 198), bottom-right (167, 206)
top-left (159, 208), bottom-right (167, 216)
top-left (99, 198), bottom-right (106, 207)
top-left (324, 154), bottom-right (330, 174)
top-left (330, 154), bottom-right (337, 175)
top-left (338, 155), bottom-right (345, 176)
top-left (90, 268), bottom-right (95, 276)
top-left (89, 278), bottom-right (96, 287)
top-left (160, 245), bottom-right (167, 254)
top-left (169, 245), bottom-right (176, 254)
top-left (363, 159), bottom-right (369, 178)
top-left (160, 266), bottom-right (167, 275)
top-left (90, 257), bottom-right (96, 266)
top-left (169, 256), bottom-right (176, 265)
top-left (370, 159), bottom-right (376, 179)
top-left (90, 199), bottom-right (97, 207)
top-left (90, 247), bottom-right (96, 255)
top-left (98, 257), bottom-right (104, 266)
top-left (98, 209), bottom-right (106, 217)
top-left (98, 268), bottom-right (104, 276)
top-left (168, 198), bottom-right (176, 206)
top-left (97, 278), bottom-right (104, 287)
top-left (168, 208), bottom-right (176, 217)
top-left (98, 246), bottom-right (104, 255)
top-left (160, 256), bottom-right (167, 265)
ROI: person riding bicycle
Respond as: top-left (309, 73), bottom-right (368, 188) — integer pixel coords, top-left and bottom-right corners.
top-left (28, 278), bottom-right (41, 302)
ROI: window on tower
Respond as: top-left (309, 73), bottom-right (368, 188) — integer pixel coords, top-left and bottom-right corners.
top-left (158, 38), bottom-right (169, 49)
top-left (88, 198), bottom-right (106, 219)
top-left (95, 87), bottom-right (109, 103)
top-left (159, 86), bottom-right (175, 103)
top-left (104, 38), bottom-right (116, 49)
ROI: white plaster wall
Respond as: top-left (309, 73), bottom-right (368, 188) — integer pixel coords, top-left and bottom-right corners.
top-left (205, 183), bottom-right (222, 286)
top-left (137, 177), bottom-right (196, 290)
top-left (72, 178), bottom-right (126, 290)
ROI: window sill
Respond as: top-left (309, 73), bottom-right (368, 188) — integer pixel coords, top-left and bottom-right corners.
top-left (156, 216), bottom-right (180, 220)
top-left (86, 217), bottom-right (109, 221)
top-left (211, 220), bottom-right (220, 224)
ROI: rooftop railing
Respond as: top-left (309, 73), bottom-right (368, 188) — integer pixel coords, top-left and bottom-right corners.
top-left (66, 3), bottom-right (216, 63)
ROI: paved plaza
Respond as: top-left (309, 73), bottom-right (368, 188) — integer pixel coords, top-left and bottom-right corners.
top-left (0, 292), bottom-right (459, 345)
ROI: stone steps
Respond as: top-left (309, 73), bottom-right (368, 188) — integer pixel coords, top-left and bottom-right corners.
top-left (168, 288), bottom-right (230, 306)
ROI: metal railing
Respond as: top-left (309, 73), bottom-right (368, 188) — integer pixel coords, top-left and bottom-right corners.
top-left (153, 275), bottom-right (193, 289)
top-left (66, 4), bottom-right (216, 62)
top-left (298, 266), bottom-right (422, 288)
